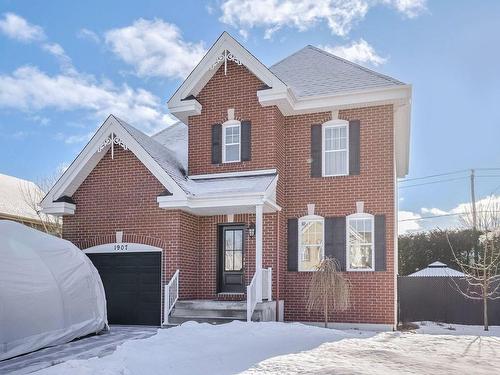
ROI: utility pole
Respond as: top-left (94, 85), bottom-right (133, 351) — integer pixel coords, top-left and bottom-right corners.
top-left (470, 169), bottom-right (478, 262)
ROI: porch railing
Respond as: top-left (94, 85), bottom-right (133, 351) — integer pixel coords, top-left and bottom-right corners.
top-left (262, 267), bottom-right (272, 301)
top-left (247, 267), bottom-right (273, 322)
top-left (163, 269), bottom-right (179, 325)
top-left (246, 272), bottom-right (258, 322)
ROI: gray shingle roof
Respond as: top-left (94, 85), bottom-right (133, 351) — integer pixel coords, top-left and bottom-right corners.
top-left (113, 116), bottom-right (189, 192)
top-left (269, 45), bottom-right (405, 98)
top-left (152, 121), bottom-right (188, 170)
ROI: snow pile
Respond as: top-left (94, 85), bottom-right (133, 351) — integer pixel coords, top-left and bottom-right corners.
top-left (415, 321), bottom-right (500, 336)
top-left (33, 321), bottom-right (352, 375)
top-left (244, 323), bottom-right (500, 374)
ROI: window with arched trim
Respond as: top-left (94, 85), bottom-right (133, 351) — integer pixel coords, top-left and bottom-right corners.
top-left (322, 119), bottom-right (349, 176)
top-left (347, 212), bottom-right (374, 271)
top-left (298, 215), bottom-right (324, 271)
top-left (222, 119), bottom-right (241, 163)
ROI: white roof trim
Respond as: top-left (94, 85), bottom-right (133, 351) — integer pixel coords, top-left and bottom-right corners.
top-left (157, 174), bottom-right (280, 216)
top-left (168, 32), bottom-right (287, 123)
top-left (189, 168), bottom-right (277, 180)
top-left (41, 115), bottom-right (186, 215)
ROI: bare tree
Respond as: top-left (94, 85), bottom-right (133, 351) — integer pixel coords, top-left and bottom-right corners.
top-left (450, 197), bottom-right (500, 331)
top-left (19, 173), bottom-right (62, 237)
top-left (306, 257), bottom-right (350, 328)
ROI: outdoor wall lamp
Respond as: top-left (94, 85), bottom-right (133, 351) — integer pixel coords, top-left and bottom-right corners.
top-left (247, 223), bottom-right (256, 238)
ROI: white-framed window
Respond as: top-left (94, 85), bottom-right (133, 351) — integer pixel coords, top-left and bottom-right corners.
top-left (346, 213), bottom-right (374, 271)
top-left (222, 120), bottom-right (241, 163)
top-left (322, 120), bottom-right (349, 177)
top-left (298, 215), bottom-right (324, 271)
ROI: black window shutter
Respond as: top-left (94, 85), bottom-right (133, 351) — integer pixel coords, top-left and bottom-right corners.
top-left (325, 217), bottom-right (346, 271)
top-left (211, 123), bottom-right (222, 164)
top-left (374, 215), bottom-right (386, 271)
top-left (241, 120), bottom-right (251, 161)
top-left (287, 218), bottom-right (298, 271)
top-left (349, 120), bottom-right (360, 175)
top-left (311, 124), bottom-right (322, 177)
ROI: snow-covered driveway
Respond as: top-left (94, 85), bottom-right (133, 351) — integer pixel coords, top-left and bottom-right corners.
top-left (0, 326), bottom-right (158, 375)
top-left (22, 322), bottom-right (500, 375)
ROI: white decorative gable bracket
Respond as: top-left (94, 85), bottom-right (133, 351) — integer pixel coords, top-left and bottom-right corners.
top-left (209, 49), bottom-right (242, 75)
top-left (97, 132), bottom-right (128, 159)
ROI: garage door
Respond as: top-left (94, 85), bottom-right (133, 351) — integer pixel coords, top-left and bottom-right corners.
top-left (86, 251), bottom-right (161, 326)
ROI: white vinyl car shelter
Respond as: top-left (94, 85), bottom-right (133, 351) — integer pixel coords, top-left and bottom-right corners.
top-left (0, 220), bottom-right (107, 361)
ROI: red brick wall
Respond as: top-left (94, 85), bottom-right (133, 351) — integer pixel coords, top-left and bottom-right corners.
top-left (62, 147), bottom-right (200, 311)
top-left (188, 61), bottom-right (283, 175)
top-left (63, 61), bottom-right (396, 326)
top-left (283, 105), bottom-right (395, 325)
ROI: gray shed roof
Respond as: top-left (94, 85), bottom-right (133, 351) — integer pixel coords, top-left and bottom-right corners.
top-left (408, 261), bottom-right (465, 277)
top-left (269, 45), bottom-right (404, 98)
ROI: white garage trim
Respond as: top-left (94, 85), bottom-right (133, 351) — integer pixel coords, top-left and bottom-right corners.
top-left (83, 243), bottom-right (162, 253)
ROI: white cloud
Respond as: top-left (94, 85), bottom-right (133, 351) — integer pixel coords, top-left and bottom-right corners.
top-left (78, 28), bottom-right (100, 43)
top-left (0, 13), bottom-right (45, 42)
top-left (104, 19), bottom-right (206, 79)
top-left (399, 195), bottom-right (500, 235)
top-left (0, 66), bottom-right (175, 134)
top-left (219, 0), bottom-right (427, 38)
top-left (319, 39), bottom-right (387, 66)
top-left (56, 131), bottom-right (94, 145)
top-left (384, 0), bottom-right (427, 18)
top-left (41, 43), bottom-right (75, 73)
top-left (398, 210), bottom-right (422, 234)
top-left (421, 207), bottom-right (448, 216)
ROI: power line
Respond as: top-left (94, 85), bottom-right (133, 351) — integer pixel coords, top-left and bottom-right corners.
top-left (398, 210), bottom-right (498, 222)
top-left (398, 177), bottom-right (467, 189)
top-left (398, 169), bottom-right (468, 183)
top-left (398, 212), bottom-right (461, 222)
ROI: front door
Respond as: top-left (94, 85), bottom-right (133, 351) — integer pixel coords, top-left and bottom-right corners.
top-left (219, 225), bottom-right (245, 293)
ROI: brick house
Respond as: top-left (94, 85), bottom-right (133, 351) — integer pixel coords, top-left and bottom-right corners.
top-left (41, 32), bottom-right (411, 329)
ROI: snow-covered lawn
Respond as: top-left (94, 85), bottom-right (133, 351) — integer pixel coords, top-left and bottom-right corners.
top-left (32, 321), bottom-right (500, 375)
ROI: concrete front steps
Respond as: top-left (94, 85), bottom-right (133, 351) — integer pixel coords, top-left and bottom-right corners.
top-left (165, 299), bottom-right (277, 326)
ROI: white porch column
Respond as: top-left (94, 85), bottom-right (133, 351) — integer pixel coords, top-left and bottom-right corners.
top-left (255, 204), bottom-right (263, 302)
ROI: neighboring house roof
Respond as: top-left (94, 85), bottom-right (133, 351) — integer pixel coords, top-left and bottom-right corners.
top-left (0, 173), bottom-right (44, 223)
top-left (408, 261), bottom-right (466, 277)
top-left (269, 45), bottom-right (405, 98)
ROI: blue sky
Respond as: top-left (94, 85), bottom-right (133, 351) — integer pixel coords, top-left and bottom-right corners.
top-left (1, 0), bottom-right (499, 232)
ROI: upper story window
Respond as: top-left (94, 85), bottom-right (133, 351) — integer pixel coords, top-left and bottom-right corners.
top-left (322, 120), bottom-right (349, 177)
top-left (347, 213), bottom-right (374, 271)
top-left (222, 120), bottom-right (241, 163)
top-left (298, 215), bottom-right (324, 271)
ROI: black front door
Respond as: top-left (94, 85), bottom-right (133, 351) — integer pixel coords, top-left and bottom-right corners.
top-left (219, 225), bottom-right (245, 293)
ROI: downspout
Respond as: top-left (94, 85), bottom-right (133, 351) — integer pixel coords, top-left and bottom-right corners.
top-left (276, 210), bottom-right (280, 321)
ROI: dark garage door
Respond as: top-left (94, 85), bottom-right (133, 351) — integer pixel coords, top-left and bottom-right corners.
top-left (87, 252), bottom-right (161, 326)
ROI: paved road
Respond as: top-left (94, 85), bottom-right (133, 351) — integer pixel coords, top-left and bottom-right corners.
top-left (0, 326), bottom-right (158, 375)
